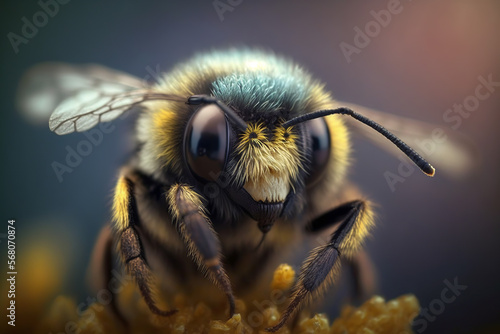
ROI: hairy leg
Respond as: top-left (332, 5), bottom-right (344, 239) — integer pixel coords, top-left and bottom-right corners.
top-left (112, 171), bottom-right (177, 316)
top-left (267, 200), bottom-right (374, 332)
top-left (166, 184), bottom-right (236, 317)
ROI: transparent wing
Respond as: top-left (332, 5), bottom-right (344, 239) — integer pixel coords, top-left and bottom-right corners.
top-left (49, 90), bottom-right (186, 135)
top-left (338, 101), bottom-right (477, 177)
top-left (17, 63), bottom-right (187, 135)
top-left (17, 63), bottom-right (147, 124)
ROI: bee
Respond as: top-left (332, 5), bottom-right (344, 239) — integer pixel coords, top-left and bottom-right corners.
top-left (18, 49), bottom-right (467, 331)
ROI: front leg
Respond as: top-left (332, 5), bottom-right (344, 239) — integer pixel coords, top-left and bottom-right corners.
top-left (166, 184), bottom-right (236, 318)
top-left (267, 200), bottom-right (374, 332)
top-left (307, 201), bottom-right (378, 301)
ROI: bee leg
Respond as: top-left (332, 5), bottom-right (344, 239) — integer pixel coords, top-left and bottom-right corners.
top-left (305, 202), bottom-right (378, 301)
top-left (266, 200), bottom-right (374, 332)
top-left (113, 174), bottom-right (177, 317)
top-left (87, 224), bottom-right (128, 327)
top-left (167, 184), bottom-right (236, 318)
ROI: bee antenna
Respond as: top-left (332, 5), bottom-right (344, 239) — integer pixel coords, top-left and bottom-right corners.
top-left (188, 95), bottom-right (248, 131)
top-left (282, 107), bottom-right (435, 176)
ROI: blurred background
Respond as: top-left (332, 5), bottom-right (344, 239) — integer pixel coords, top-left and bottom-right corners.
top-left (1, 0), bottom-right (499, 333)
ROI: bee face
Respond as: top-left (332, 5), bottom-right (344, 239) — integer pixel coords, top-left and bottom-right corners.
top-left (184, 112), bottom-right (305, 230)
top-left (185, 107), bottom-right (304, 203)
top-left (181, 104), bottom-right (332, 230)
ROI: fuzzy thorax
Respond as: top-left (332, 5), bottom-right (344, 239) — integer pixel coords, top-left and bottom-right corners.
top-left (234, 123), bottom-right (301, 203)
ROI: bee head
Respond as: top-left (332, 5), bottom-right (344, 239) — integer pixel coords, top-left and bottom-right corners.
top-left (183, 93), bottom-right (434, 234)
top-left (183, 95), bottom-right (333, 233)
top-left (150, 50), bottom-right (433, 235)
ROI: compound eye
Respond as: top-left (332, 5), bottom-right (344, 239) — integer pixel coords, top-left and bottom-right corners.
top-left (185, 104), bottom-right (228, 181)
top-left (305, 118), bottom-right (331, 186)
